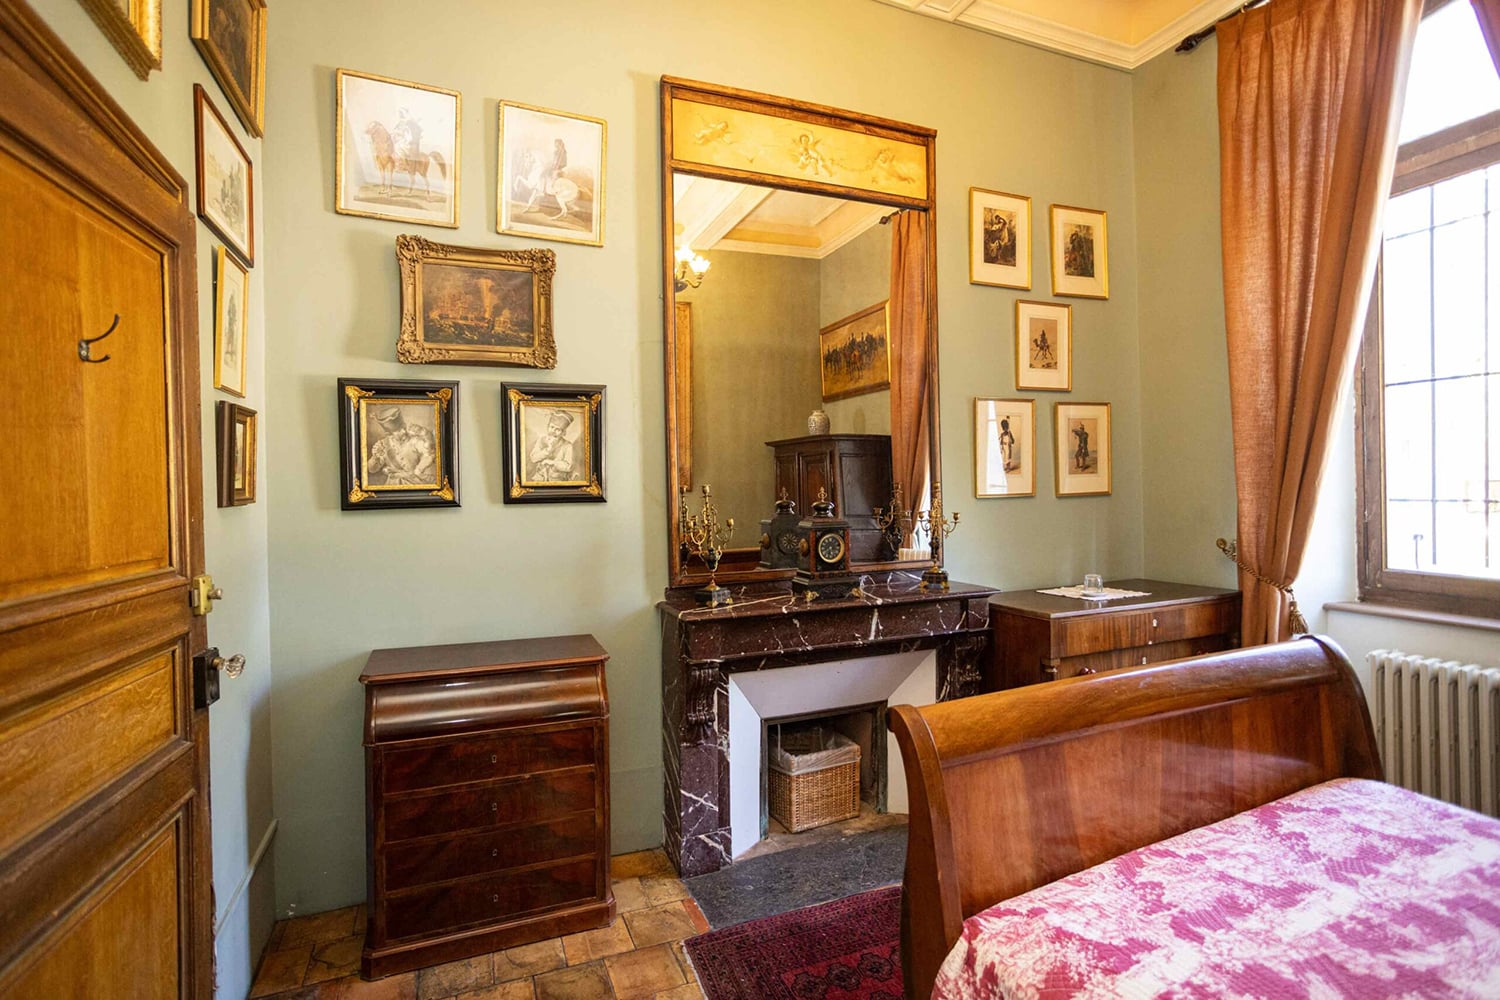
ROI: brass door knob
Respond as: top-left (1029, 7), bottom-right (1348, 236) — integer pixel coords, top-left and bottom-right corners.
top-left (213, 654), bottom-right (245, 679)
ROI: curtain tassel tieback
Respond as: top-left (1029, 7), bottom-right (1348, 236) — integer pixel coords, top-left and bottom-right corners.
top-left (1216, 537), bottom-right (1309, 635)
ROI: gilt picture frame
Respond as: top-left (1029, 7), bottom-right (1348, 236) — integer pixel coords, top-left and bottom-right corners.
top-left (819, 301), bottom-right (891, 402)
top-left (502, 383), bottom-right (606, 504)
top-left (974, 397), bottom-right (1035, 499)
top-left (498, 101), bottom-right (607, 247)
top-left (396, 235), bottom-right (557, 368)
top-left (213, 246), bottom-right (249, 397)
top-left (75, 0), bottom-right (162, 79)
top-left (1050, 204), bottom-right (1109, 299)
top-left (190, 0), bottom-right (266, 136)
top-left (1015, 299), bottom-right (1071, 391)
top-left (215, 401), bottom-right (256, 507)
top-left (336, 69), bottom-right (461, 229)
top-left (1055, 401), bottom-right (1112, 497)
top-left (338, 377), bottom-right (460, 511)
top-left (969, 187), bottom-right (1030, 289)
top-left (195, 85), bottom-right (255, 267)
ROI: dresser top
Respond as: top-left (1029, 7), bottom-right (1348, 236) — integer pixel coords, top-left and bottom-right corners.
top-left (989, 578), bottom-right (1239, 621)
top-left (360, 634), bottom-right (608, 685)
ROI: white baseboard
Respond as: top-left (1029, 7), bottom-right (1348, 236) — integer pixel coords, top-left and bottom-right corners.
top-left (215, 819), bottom-right (278, 938)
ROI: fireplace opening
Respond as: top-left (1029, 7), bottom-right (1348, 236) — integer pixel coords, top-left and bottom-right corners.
top-left (760, 702), bottom-right (887, 839)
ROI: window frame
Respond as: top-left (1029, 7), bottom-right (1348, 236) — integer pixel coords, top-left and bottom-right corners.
top-left (1356, 108), bottom-right (1500, 619)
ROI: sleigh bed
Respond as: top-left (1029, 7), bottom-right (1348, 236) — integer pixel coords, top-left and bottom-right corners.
top-left (888, 636), bottom-right (1500, 998)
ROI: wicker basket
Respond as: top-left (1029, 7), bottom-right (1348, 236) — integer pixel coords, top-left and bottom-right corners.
top-left (767, 727), bottom-right (861, 833)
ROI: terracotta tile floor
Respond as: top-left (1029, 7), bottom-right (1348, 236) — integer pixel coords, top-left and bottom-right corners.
top-left (248, 850), bottom-right (707, 1000)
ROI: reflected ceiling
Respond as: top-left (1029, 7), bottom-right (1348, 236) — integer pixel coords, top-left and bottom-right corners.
top-left (673, 175), bottom-right (886, 259)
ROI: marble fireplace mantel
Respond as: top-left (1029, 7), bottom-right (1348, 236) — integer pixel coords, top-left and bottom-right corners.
top-left (658, 574), bottom-right (999, 877)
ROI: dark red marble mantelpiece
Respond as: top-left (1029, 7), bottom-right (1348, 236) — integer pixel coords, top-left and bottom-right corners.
top-left (658, 573), bottom-right (999, 877)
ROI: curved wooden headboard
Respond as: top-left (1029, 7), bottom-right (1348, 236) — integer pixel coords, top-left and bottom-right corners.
top-left (888, 636), bottom-right (1381, 999)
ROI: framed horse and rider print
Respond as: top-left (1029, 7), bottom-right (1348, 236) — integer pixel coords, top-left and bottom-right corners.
top-left (336, 69), bottom-right (461, 228)
top-left (497, 101), bottom-right (607, 247)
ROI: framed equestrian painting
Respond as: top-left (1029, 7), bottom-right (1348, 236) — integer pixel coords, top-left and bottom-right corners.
top-left (195, 85), bottom-right (255, 267)
top-left (1054, 401), bottom-right (1112, 497)
top-left (338, 377), bottom-right (460, 511)
top-left (1015, 299), bottom-right (1071, 391)
top-left (501, 383), bottom-right (606, 504)
top-left (819, 301), bottom-right (890, 402)
top-left (498, 102), bottom-right (607, 247)
top-left (969, 187), bottom-right (1030, 289)
top-left (215, 401), bottom-right (256, 507)
top-left (75, 0), bottom-right (162, 79)
top-left (395, 235), bottom-right (557, 368)
top-left (213, 246), bottom-right (249, 397)
top-left (974, 397), bottom-right (1035, 499)
top-left (1050, 204), bottom-right (1109, 299)
top-left (190, 0), bottom-right (266, 136)
top-left (336, 69), bottom-right (461, 229)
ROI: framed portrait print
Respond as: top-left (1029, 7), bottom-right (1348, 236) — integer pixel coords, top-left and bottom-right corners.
top-left (75, 0), bottom-right (162, 79)
top-left (396, 235), bottom-right (557, 368)
top-left (1055, 401), bottom-right (1112, 497)
top-left (1015, 299), bottom-right (1071, 391)
top-left (969, 187), bottom-right (1030, 289)
top-left (819, 301), bottom-right (891, 402)
top-left (338, 378), bottom-right (459, 511)
top-left (195, 85), bottom-right (255, 267)
top-left (215, 401), bottom-right (256, 507)
top-left (974, 398), bottom-right (1035, 498)
top-left (1050, 204), bottom-right (1108, 299)
top-left (498, 101), bottom-right (607, 247)
top-left (190, 0), bottom-right (266, 136)
top-left (502, 383), bottom-right (605, 504)
top-left (213, 246), bottom-right (249, 397)
top-left (336, 69), bottom-right (461, 229)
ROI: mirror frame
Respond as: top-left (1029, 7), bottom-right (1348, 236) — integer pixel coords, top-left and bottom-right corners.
top-left (660, 76), bottom-right (940, 589)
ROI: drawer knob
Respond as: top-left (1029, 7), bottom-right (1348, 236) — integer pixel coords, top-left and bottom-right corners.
top-left (1078, 667), bottom-right (1097, 676)
top-left (491, 894), bottom-right (500, 904)
top-left (490, 754), bottom-right (498, 764)
top-left (1151, 617), bottom-right (1158, 628)
top-left (1141, 656), bottom-right (1148, 665)
top-left (490, 801), bottom-right (498, 812)
top-left (491, 848), bottom-right (499, 858)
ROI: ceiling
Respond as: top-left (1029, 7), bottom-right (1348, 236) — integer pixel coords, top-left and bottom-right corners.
top-left (871, 0), bottom-right (1247, 69)
top-left (673, 174), bottom-right (887, 259)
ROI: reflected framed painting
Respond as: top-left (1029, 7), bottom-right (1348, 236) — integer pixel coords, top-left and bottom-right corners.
top-left (1055, 401), bottom-right (1112, 497)
top-left (1015, 299), bottom-right (1071, 391)
top-left (498, 101), bottom-right (607, 247)
top-left (501, 383), bottom-right (606, 504)
top-left (969, 187), bottom-right (1030, 289)
top-left (819, 301), bottom-right (890, 402)
top-left (1050, 204), bottom-right (1108, 299)
top-left (338, 377), bottom-right (460, 511)
top-left (336, 69), bottom-right (461, 228)
top-left (974, 397), bottom-right (1035, 499)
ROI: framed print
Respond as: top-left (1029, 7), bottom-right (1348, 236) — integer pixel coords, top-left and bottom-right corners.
top-left (502, 384), bottom-right (605, 504)
top-left (1055, 401), bottom-right (1112, 497)
top-left (396, 235), bottom-right (557, 368)
top-left (819, 301), bottom-right (890, 402)
top-left (213, 246), bottom-right (249, 397)
top-left (974, 398), bottom-right (1035, 498)
top-left (1050, 204), bottom-right (1108, 299)
top-left (1015, 300), bottom-right (1072, 391)
top-left (195, 85), bottom-right (255, 267)
top-left (75, 0), bottom-right (161, 79)
top-left (215, 401), bottom-right (256, 507)
top-left (969, 187), bottom-right (1030, 289)
top-left (338, 378), bottom-right (459, 511)
top-left (498, 101), bottom-right (607, 247)
top-left (337, 69), bottom-right (460, 229)
top-left (190, 0), bottom-right (266, 136)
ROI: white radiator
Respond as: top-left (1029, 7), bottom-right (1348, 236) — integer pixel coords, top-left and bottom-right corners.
top-left (1369, 650), bottom-right (1500, 818)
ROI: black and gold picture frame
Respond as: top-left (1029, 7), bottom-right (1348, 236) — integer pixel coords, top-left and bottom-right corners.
top-left (190, 0), bottom-right (267, 137)
top-left (502, 383), bottom-right (605, 504)
top-left (338, 377), bottom-right (459, 511)
top-left (216, 401), bottom-right (256, 507)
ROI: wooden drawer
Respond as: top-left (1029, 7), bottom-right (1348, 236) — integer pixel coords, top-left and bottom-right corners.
top-left (384, 812), bottom-right (599, 892)
top-left (382, 768), bottom-right (596, 842)
top-left (384, 858), bottom-right (599, 942)
top-left (1054, 635), bottom-right (1234, 679)
top-left (1053, 601), bottom-right (1235, 658)
top-left (382, 727), bottom-right (595, 793)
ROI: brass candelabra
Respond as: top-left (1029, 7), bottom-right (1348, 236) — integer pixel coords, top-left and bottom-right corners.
top-left (915, 483), bottom-right (959, 591)
top-left (872, 482), bottom-right (914, 562)
top-left (684, 484), bottom-right (735, 606)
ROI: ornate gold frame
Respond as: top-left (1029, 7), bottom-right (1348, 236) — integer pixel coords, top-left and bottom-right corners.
top-left (336, 68), bottom-right (462, 228)
top-left (190, 0), bottom-right (266, 136)
top-left (75, 0), bottom-right (160, 79)
top-left (497, 100), bottom-right (608, 247)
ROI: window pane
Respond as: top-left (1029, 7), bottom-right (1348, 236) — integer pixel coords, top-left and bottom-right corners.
top-left (1433, 216), bottom-right (1488, 378)
top-left (1433, 500), bottom-right (1496, 578)
top-left (1434, 375), bottom-right (1486, 501)
top-left (1385, 499), bottom-right (1434, 571)
top-left (1399, 1), bottom-right (1500, 144)
top-left (1433, 170), bottom-right (1487, 227)
top-left (1385, 381), bottom-right (1434, 501)
top-left (1383, 231), bottom-right (1432, 384)
top-left (1386, 187), bottom-right (1431, 239)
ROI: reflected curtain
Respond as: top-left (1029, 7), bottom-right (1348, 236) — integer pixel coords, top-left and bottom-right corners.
top-left (888, 210), bottom-right (931, 543)
top-left (1217, 0), bottom-right (1420, 644)
top-left (1472, 0), bottom-right (1500, 73)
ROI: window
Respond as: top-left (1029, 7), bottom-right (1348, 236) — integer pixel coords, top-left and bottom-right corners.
top-left (1358, 1), bottom-right (1500, 618)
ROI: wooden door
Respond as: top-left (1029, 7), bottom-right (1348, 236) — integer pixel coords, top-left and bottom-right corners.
top-left (0, 3), bottom-right (212, 997)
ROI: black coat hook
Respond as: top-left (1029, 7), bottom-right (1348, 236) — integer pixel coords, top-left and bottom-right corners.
top-left (79, 314), bottom-right (118, 363)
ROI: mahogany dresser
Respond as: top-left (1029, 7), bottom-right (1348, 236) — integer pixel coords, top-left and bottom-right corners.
top-left (987, 579), bottom-right (1241, 689)
top-left (360, 635), bottom-right (614, 978)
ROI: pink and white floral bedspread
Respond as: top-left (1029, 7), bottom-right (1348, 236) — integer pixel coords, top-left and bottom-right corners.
top-left (934, 779), bottom-right (1500, 998)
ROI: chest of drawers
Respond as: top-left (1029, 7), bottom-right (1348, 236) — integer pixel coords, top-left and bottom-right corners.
top-left (360, 635), bottom-right (613, 979)
top-left (987, 579), bottom-right (1241, 689)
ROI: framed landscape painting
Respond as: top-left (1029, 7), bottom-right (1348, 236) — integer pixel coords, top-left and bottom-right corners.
top-left (1015, 299), bottom-right (1071, 391)
top-left (337, 69), bottom-right (461, 228)
top-left (190, 0), bottom-right (266, 136)
top-left (969, 187), bottom-right (1030, 289)
top-left (1050, 204), bottom-right (1108, 299)
top-left (498, 101), bottom-right (607, 247)
top-left (819, 301), bottom-right (890, 402)
top-left (338, 378), bottom-right (459, 511)
top-left (213, 246), bottom-right (249, 397)
top-left (502, 383), bottom-right (606, 503)
top-left (195, 85), bottom-right (254, 267)
top-left (1055, 401), bottom-right (1112, 497)
top-left (974, 397), bottom-right (1035, 499)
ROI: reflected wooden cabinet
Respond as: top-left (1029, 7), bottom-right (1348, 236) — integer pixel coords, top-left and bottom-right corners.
top-left (360, 635), bottom-right (614, 979)
top-left (767, 434), bottom-right (892, 562)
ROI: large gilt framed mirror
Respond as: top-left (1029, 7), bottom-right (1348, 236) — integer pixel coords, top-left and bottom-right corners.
top-left (661, 77), bottom-right (940, 588)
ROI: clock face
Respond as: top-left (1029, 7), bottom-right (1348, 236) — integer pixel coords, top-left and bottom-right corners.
top-left (816, 531), bottom-right (846, 566)
top-left (777, 531), bottom-right (802, 555)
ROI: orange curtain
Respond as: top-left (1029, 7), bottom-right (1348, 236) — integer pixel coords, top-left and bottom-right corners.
top-left (1217, 0), bottom-right (1421, 644)
top-left (888, 210), bottom-right (931, 542)
top-left (1472, 0), bottom-right (1500, 73)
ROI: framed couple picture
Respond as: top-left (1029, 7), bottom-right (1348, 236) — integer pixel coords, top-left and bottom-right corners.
top-left (498, 101), bottom-right (607, 247)
top-left (1055, 401), bottom-right (1112, 497)
top-left (215, 401), bottom-right (256, 507)
top-left (338, 378), bottom-right (460, 511)
top-left (969, 188), bottom-right (1030, 290)
top-left (974, 398), bottom-right (1035, 499)
top-left (1050, 204), bottom-right (1109, 299)
top-left (502, 383), bottom-right (606, 504)
top-left (1015, 300), bottom-right (1071, 391)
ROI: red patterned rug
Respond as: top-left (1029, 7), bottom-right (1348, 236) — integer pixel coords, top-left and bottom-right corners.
top-left (682, 885), bottom-right (904, 999)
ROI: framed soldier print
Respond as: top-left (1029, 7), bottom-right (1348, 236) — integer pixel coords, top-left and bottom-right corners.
top-left (501, 383), bottom-right (605, 504)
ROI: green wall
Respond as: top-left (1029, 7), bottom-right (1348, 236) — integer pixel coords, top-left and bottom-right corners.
top-left (822, 224), bottom-right (894, 437)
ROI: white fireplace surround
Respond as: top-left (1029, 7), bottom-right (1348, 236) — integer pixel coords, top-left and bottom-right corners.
top-left (726, 649), bottom-right (938, 859)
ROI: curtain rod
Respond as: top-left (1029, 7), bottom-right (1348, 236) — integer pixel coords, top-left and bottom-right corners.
top-left (1176, 0), bottom-right (1270, 53)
